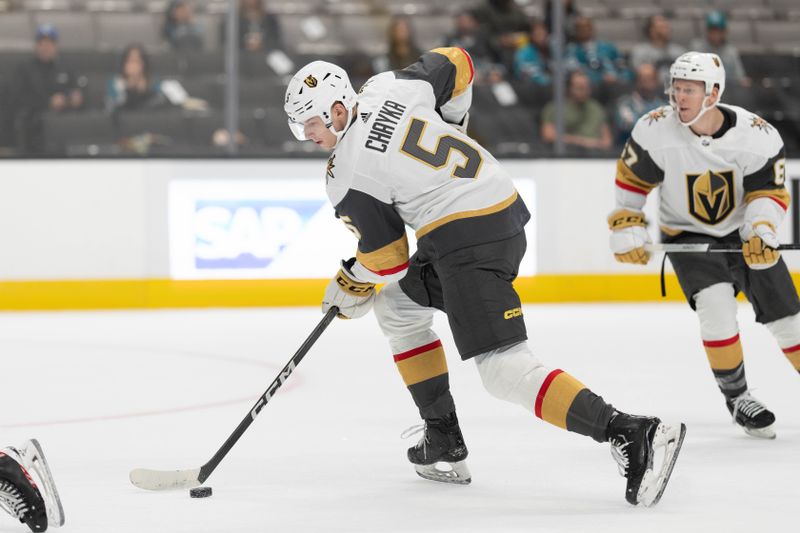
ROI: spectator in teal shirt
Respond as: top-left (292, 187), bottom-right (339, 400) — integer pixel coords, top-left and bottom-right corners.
top-left (514, 20), bottom-right (552, 85)
top-left (613, 63), bottom-right (665, 146)
top-left (565, 16), bottom-right (630, 85)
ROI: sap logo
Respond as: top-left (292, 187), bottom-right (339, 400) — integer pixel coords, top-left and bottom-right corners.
top-left (503, 307), bottom-right (523, 320)
top-left (193, 199), bottom-right (324, 269)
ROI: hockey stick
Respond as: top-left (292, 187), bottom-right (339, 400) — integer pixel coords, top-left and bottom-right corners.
top-left (646, 243), bottom-right (800, 253)
top-left (129, 306), bottom-right (339, 491)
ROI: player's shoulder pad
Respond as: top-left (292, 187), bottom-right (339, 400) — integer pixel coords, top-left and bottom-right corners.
top-left (395, 48), bottom-right (474, 107)
top-left (630, 105), bottom-right (674, 151)
top-left (725, 104), bottom-right (784, 157)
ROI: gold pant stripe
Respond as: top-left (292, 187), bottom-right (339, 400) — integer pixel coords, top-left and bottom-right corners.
top-left (415, 192), bottom-right (518, 239)
top-left (539, 372), bottom-right (586, 429)
top-left (704, 340), bottom-right (744, 371)
top-left (431, 47), bottom-right (474, 98)
top-left (395, 347), bottom-right (448, 386)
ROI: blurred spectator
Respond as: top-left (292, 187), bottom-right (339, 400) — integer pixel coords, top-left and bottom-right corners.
top-left (690, 11), bottom-right (749, 86)
top-left (473, 0), bottom-right (529, 72)
top-left (386, 16), bottom-right (422, 70)
top-left (8, 25), bottom-right (84, 154)
top-left (514, 19), bottom-right (552, 85)
top-left (223, 0), bottom-right (283, 53)
top-left (541, 70), bottom-right (612, 151)
top-left (545, 0), bottom-right (577, 42)
top-left (162, 0), bottom-right (204, 52)
top-left (106, 44), bottom-right (206, 113)
top-left (106, 45), bottom-right (167, 112)
top-left (630, 15), bottom-right (684, 83)
top-left (566, 16), bottom-right (630, 86)
top-left (613, 63), bottom-right (666, 146)
top-left (444, 10), bottom-right (501, 77)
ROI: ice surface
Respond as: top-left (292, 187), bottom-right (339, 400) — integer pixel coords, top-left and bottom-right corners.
top-left (1, 303), bottom-right (797, 533)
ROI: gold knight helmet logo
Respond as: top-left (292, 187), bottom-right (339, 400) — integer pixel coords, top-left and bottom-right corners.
top-left (304, 75), bottom-right (318, 88)
top-left (687, 170), bottom-right (735, 225)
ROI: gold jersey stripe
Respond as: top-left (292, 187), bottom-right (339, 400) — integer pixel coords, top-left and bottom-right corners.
top-left (704, 342), bottom-right (744, 371)
top-left (743, 188), bottom-right (791, 209)
top-left (616, 160), bottom-right (657, 193)
top-left (539, 372), bottom-right (586, 430)
top-left (431, 47), bottom-right (473, 98)
top-left (356, 235), bottom-right (410, 274)
top-left (416, 191), bottom-right (518, 239)
top-left (395, 346), bottom-right (448, 386)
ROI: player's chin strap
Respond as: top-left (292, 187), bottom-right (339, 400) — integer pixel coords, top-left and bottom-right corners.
top-left (670, 92), bottom-right (716, 128)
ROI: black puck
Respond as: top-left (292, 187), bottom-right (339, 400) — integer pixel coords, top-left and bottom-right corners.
top-left (189, 486), bottom-right (212, 498)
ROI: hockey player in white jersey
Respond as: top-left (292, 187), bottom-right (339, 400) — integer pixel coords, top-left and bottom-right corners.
top-left (285, 48), bottom-right (685, 506)
top-left (0, 439), bottom-right (64, 532)
top-left (609, 51), bottom-right (800, 439)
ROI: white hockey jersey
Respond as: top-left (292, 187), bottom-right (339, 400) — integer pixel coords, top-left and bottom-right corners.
top-left (325, 48), bottom-right (530, 284)
top-left (615, 104), bottom-right (789, 237)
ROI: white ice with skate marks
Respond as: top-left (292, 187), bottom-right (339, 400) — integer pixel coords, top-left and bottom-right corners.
top-left (0, 304), bottom-right (798, 532)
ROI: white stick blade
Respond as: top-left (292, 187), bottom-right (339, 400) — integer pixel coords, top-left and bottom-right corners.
top-left (129, 467), bottom-right (202, 491)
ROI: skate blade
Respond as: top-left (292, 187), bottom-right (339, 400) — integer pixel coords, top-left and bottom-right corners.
top-left (742, 424), bottom-right (776, 440)
top-left (637, 422), bottom-right (686, 507)
top-left (414, 460), bottom-right (471, 485)
top-left (23, 439), bottom-right (66, 528)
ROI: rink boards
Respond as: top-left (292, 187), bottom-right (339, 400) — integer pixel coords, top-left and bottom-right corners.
top-left (0, 158), bottom-right (798, 309)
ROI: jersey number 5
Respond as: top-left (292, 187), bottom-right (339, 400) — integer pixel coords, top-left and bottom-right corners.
top-left (400, 118), bottom-right (483, 179)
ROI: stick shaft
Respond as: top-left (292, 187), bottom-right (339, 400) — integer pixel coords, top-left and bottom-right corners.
top-left (197, 307), bottom-right (338, 483)
top-left (646, 243), bottom-right (800, 253)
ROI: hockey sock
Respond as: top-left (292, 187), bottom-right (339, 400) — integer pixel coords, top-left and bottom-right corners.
top-left (703, 334), bottom-right (747, 399)
top-left (474, 343), bottom-right (614, 442)
top-left (765, 312), bottom-right (800, 374)
top-left (535, 369), bottom-right (615, 443)
top-left (393, 339), bottom-right (455, 419)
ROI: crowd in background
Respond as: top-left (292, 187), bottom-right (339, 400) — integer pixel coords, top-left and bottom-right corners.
top-left (0, 0), bottom-right (783, 157)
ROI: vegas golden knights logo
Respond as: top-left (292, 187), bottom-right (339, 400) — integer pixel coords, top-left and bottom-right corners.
top-left (687, 170), bottom-right (735, 225)
top-left (304, 75), bottom-right (318, 88)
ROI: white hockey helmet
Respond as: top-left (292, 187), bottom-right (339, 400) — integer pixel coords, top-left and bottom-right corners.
top-left (284, 60), bottom-right (357, 143)
top-left (667, 51), bottom-right (726, 127)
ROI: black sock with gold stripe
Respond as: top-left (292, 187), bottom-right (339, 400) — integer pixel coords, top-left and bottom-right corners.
top-left (394, 339), bottom-right (456, 419)
top-left (535, 369), bottom-right (616, 443)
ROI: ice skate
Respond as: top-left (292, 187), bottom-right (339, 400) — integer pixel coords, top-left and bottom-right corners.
top-left (607, 413), bottom-right (686, 507)
top-left (0, 440), bottom-right (64, 532)
top-left (726, 391), bottom-right (776, 439)
top-left (402, 413), bottom-right (471, 485)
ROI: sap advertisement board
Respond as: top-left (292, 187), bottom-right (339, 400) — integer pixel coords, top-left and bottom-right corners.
top-left (169, 177), bottom-right (537, 280)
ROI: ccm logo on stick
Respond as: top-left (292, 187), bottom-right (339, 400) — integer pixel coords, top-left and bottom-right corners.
top-left (250, 361), bottom-right (297, 420)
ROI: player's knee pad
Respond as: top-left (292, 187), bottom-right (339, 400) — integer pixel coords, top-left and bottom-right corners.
top-left (473, 341), bottom-right (549, 412)
top-left (765, 311), bottom-right (800, 348)
top-left (694, 283), bottom-right (739, 340)
top-left (374, 282), bottom-right (435, 344)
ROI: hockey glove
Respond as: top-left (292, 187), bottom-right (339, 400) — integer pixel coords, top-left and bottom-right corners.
top-left (741, 221), bottom-right (780, 270)
top-left (322, 258), bottom-right (376, 319)
top-left (608, 209), bottom-right (651, 265)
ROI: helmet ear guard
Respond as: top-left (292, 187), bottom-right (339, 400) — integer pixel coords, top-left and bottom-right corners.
top-left (667, 51), bottom-right (725, 127)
